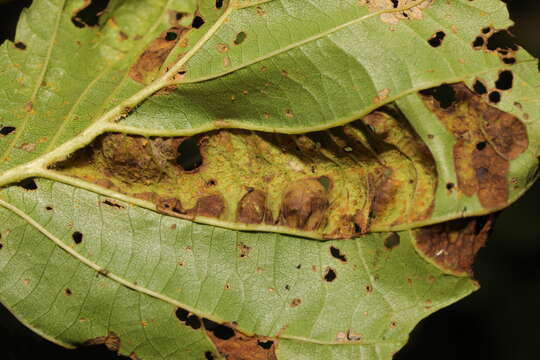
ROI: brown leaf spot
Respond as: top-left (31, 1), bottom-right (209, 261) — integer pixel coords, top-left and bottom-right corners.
top-left (83, 332), bottom-right (121, 352)
top-left (187, 194), bottom-right (225, 218)
top-left (130, 26), bottom-right (189, 84)
top-left (238, 242), bottom-right (252, 258)
top-left (205, 320), bottom-right (276, 360)
top-left (384, 233), bottom-right (400, 249)
top-left (236, 189), bottom-right (273, 224)
top-left (290, 298), bottom-right (302, 307)
top-left (421, 83), bottom-right (528, 209)
top-left (156, 197), bottom-right (184, 215)
top-left (413, 216), bottom-right (493, 276)
top-left (279, 178), bottom-right (329, 231)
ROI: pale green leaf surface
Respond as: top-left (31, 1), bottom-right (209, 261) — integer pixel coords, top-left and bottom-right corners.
top-left (0, 179), bottom-right (476, 358)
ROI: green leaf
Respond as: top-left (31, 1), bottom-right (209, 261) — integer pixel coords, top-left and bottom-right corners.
top-left (0, 179), bottom-right (476, 359)
top-left (0, 0), bottom-right (538, 359)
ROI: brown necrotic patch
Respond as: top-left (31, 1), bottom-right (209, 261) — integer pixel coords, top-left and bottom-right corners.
top-left (421, 83), bottom-right (528, 209)
top-left (203, 319), bottom-right (276, 360)
top-left (129, 26), bottom-right (190, 84)
top-left (53, 109), bottom-right (438, 239)
top-left (413, 216), bottom-right (494, 276)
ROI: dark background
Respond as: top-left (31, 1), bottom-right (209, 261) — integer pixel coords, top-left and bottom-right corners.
top-left (1, 1), bottom-right (539, 359)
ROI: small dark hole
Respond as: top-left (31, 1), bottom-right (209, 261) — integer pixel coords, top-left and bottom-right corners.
top-left (215, 0), bottom-right (223, 9)
top-left (384, 233), bottom-right (400, 249)
top-left (295, 264), bottom-right (301, 269)
top-left (0, 244), bottom-right (3, 250)
top-left (0, 126), bottom-right (16, 135)
top-left (472, 36), bottom-right (484, 48)
top-left (186, 314), bottom-right (201, 329)
top-left (72, 231), bottom-right (83, 244)
top-left (207, 179), bottom-right (216, 186)
top-left (175, 308), bottom-right (189, 322)
top-left (14, 41), bottom-right (26, 50)
top-left (329, 246), bottom-right (347, 262)
top-left (192, 16), bottom-right (205, 29)
top-left (391, 0), bottom-right (399, 8)
top-left (65, 288), bottom-right (72, 296)
top-left (503, 57), bottom-right (516, 65)
top-left (165, 31), bottom-right (177, 41)
top-left (202, 318), bottom-right (235, 340)
top-left (482, 27), bottom-right (491, 34)
top-left (324, 268), bottom-right (337, 282)
top-left (489, 91), bottom-right (501, 103)
top-left (103, 200), bottom-right (124, 209)
top-left (495, 70), bottom-right (513, 90)
top-left (257, 340), bottom-right (274, 349)
top-left (205, 352), bottom-right (215, 360)
top-left (71, 0), bottom-right (110, 28)
top-left (446, 182), bottom-right (454, 190)
top-left (476, 141), bottom-right (487, 151)
top-left (420, 84), bottom-right (456, 109)
top-left (46, 206), bottom-right (53, 211)
top-left (473, 80), bottom-right (487, 95)
top-left (428, 31), bottom-right (445, 47)
top-left (354, 223), bottom-right (361, 233)
top-left (18, 178), bottom-right (38, 190)
top-left (486, 30), bottom-right (518, 51)
top-left (233, 31), bottom-right (247, 45)
top-left (176, 137), bottom-right (203, 171)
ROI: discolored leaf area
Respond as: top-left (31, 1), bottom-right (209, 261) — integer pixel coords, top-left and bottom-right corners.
top-left (0, 0), bottom-right (539, 359)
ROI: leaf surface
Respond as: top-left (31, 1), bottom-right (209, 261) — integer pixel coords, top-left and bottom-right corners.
top-left (0, 0), bottom-right (538, 359)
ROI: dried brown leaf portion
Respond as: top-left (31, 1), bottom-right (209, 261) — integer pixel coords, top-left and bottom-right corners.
top-left (129, 26), bottom-right (190, 84)
top-left (412, 216), bottom-right (494, 276)
top-left (54, 108), bottom-right (437, 239)
top-left (205, 324), bottom-right (277, 360)
top-left (421, 84), bottom-right (528, 209)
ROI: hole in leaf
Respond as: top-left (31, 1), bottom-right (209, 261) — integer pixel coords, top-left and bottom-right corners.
top-left (192, 15), bottom-right (205, 29)
top-left (46, 206), bottom-right (53, 211)
top-left (257, 340), bottom-right (274, 349)
top-left (18, 178), bottom-right (37, 190)
top-left (0, 126), bottom-right (16, 135)
top-left (205, 351), bottom-right (215, 360)
top-left (354, 223), bottom-right (362, 233)
top-left (323, 267), bottom-right (337, 282)
top-left (384, 233), bottom-right (400, 249)
top-left (72, 231), bottom-right (83, 244)
top-left (215, 0), bottom-right (223, 9)
top-left (329, 246), bottom-right (347, 262)
top-left (203, 318), bottom-right (235, 340)
top-left (165, 31), bottom-right (177, 41)
top-left (489, 91), bottom-right (501, 103)
top-left (473, 80), bottom-right (487, 95)
top-left (495, 70), bottom-right (513, 90)
top-left (175, 308), bottom-right (189, 322)
top-left (233, 31), bottom-right (246, 45)
top-left (186, 314), bottom-right (201, 329)
top-left (420, 84), bottom-right (456, 109)
top-left (71, 0), bottom-right (110, 28)
top-left (503, 57), bottom-right (516, 65)
top-left (103, 200), bottom-right (124, 209)
top-left (14, 41), bottom-right (26, 50)
top-left (177, 137), bottom-right (203, 171)
top-left (65, 288), bottom-right (72, 296)
top-left (446, 182), bottom-right (454, 190)
top-left (486, 30), bottom-right (518, 51)
top-left (428, 31), bottom-right (445, 47)
top-left (476, 141), bottom-right (487, 151)
top-left (482, 27), bottom-right (491, 34)
top-left (472, 36), bottom-right (484, 48)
